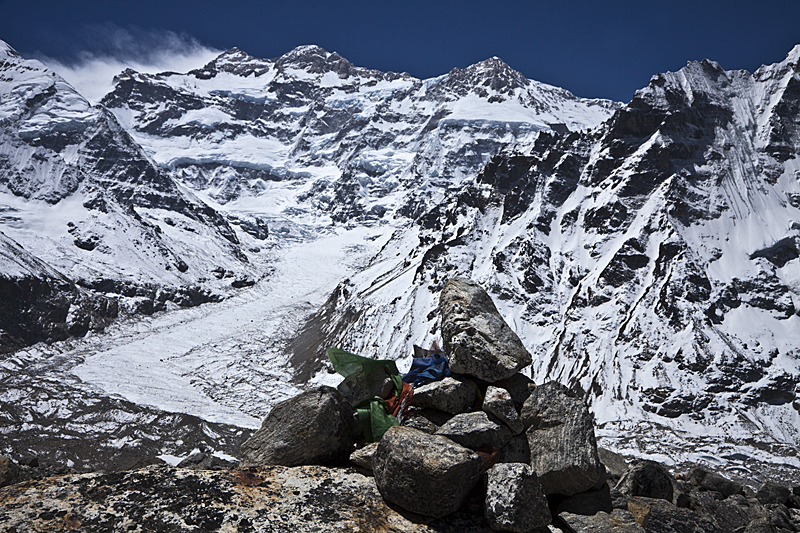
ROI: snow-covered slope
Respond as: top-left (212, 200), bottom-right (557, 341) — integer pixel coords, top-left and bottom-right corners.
top-left (100, 45), bottom-right (618, 223)
top-left (308, 48), bottom-right (800, 469)
top-left (0, 39), bottom-right (255, 341)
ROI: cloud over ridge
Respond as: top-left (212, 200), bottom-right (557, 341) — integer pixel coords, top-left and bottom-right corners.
top-left (38, 23), bottom-right (221, 104)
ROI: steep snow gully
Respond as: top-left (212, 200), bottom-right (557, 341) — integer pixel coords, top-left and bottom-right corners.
top-left (2, 40), bottom-right (800, 483)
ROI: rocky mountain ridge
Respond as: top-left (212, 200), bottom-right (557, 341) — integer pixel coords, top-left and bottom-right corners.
top-left (302, 46), bottom-right (800, 470)
top-left (100, 44), bottom-right (618, 223)
top-left (0, 39), bottom-right (262, 350)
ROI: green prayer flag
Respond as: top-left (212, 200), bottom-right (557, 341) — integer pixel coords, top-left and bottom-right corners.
top-left (327, 347), bottom-right (402, 442)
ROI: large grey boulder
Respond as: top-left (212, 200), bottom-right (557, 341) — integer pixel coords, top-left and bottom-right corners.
top-left (439, 278), bottom-right (532, 382)
top-left (372, 426), bottom-right (484, 518)
top-left (483, 386), bottom-right (524, 435)
top-left (614, 460), bottom-right (674, 501)
top-left (521, 381), bottom-right (604, 496)
top-left (411, 376), bottom-right (477, 414)
top-left (598, 447), bottom-right (629, 478)
top-left (756, 481), bottom-right (791, 505)
top-left (240, 386), bottom-right (356, 467)
top-left (485, 463), bottom-right (551, 532)
top-left (436, 411), bottom-right (513, 450)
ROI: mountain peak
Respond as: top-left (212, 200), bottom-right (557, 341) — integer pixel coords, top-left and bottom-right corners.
top-left (786, 44), bottom-right (800, 67)
top-left (0, 39), bottom-right (21, 61)
top-left (273, 44), bottom-right (356, 77)
top-left (190, 47), bottom-right (270, 79)
top-left (440, 56), bottom-right (529, 96)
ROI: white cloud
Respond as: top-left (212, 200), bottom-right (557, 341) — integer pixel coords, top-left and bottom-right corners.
top-left (37, 24), bottom-right (222, 104)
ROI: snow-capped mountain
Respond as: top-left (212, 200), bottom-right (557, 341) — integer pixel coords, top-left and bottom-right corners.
top-left (100, 45), bottom-right (618, 223)
top-left (3, 37), bottom-right (800, 480)
top-left (0, 39), bottom-right (256, 350)
top-left (306, 48), bottom-right (800, 468)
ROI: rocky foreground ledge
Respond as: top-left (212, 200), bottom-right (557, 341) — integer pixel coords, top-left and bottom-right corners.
top-left (0, 464), bottom-right (493, 532)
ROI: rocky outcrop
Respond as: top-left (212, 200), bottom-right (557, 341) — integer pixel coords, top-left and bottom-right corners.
top-left (0, 233), bottom-right (117, 353)
top-left (240, 386), bottom-right (356, 467)
top-left (521, 381), bottom-right (604, 496)
top-left (0, 464), bottom-right (495, 532)
top-left (372, 426), bottom-right (485, 518)
top-left (440, 277), bottom-right (532, 382)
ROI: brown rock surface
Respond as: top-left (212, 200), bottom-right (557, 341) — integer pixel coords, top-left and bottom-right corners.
top-left (0, 464), bottom-right (494, 532)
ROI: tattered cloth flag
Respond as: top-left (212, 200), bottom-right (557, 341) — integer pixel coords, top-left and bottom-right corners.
top-left (326, 348), bottom-right (411, 443)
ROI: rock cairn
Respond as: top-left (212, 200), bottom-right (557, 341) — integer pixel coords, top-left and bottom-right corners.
top-left (235, 277), bottom-right (800, 532)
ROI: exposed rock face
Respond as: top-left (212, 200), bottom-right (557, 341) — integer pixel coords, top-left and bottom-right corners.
top-left (0, 456), bottom-right (19, 488)
top-left (521, 381), bottom-right (604, 496)
top-left (615, 461), bottom-right (674, 501)
top-left (0, 464), bottom-right (495, 532)
top-left (372, 426), bottom-right (484, 518)
top-left (0, 40), bottom-right (252, 355)
top-left (0, 233), bottom-right (117, 352)
top-left (560, 509), bottom-right (645, 532)
top-left (240, 386), bottom-right (355, 467)
top-left (99, 44), bottom-right (617, 221)
top-left (439, 277), bottom-right (532, 382)
top-left (436, 411), bottom-right (513, 450)
top-left (483, 386), bottom-right (524, 435)
top-left (484, 463), bottom-right (551, 532)
top-left (411, 376), bottom-right (477, 414)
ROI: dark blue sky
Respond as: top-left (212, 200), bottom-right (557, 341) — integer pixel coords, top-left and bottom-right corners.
top-left (1, 0), bottom-right (799, 102)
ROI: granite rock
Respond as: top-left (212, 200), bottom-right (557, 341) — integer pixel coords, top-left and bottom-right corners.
top-left (372, 426), bottom-right (484, 518)
top-left (439, 278), bottom-right (532, 382)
